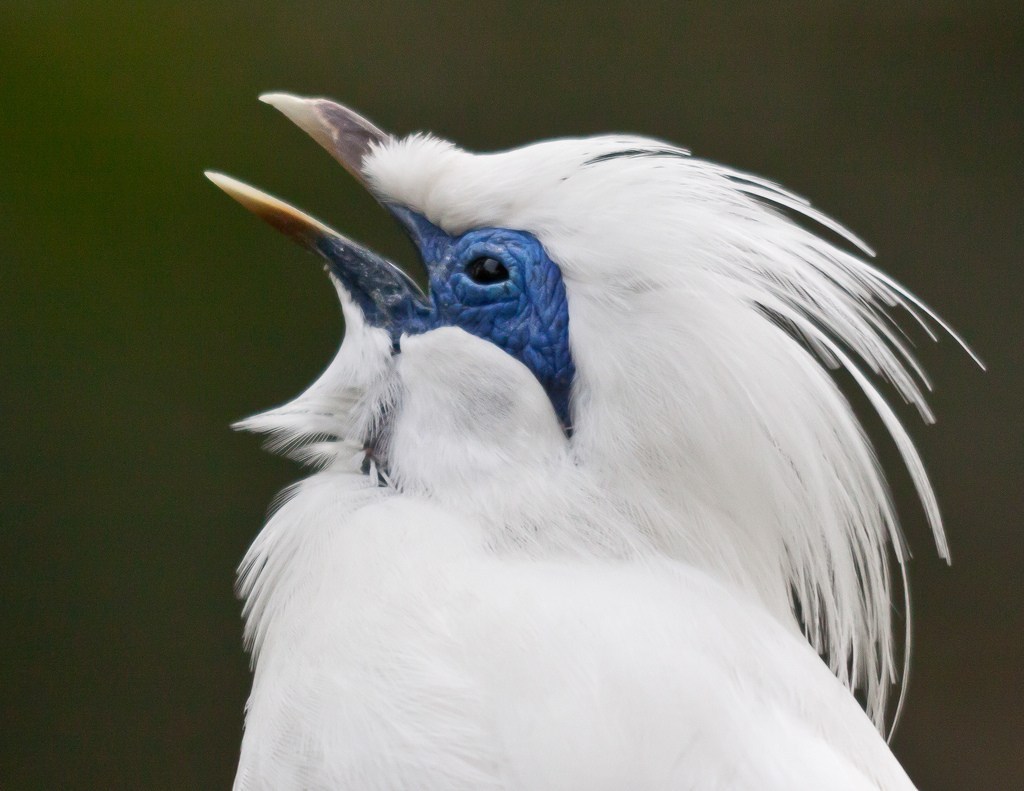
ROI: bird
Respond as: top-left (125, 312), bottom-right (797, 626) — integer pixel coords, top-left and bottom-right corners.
top-left (206, 93), bottom-right (978, 790)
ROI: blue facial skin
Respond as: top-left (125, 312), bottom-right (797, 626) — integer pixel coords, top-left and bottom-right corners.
top-left (371, 207), bottom-right (575, 429)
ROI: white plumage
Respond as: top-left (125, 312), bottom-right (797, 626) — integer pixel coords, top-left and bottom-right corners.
top-left (208, 94), bottom-right (974, 790)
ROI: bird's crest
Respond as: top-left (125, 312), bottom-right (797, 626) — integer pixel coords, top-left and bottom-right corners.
top-left (212, 97), bottom-right (980, 734)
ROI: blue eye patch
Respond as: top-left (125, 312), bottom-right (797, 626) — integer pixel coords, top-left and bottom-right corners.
top-left (389, 207), bottom-right (575, 428)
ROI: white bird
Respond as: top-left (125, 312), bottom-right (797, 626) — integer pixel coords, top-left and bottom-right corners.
top-left (207, 93), bottom-right (977, 790)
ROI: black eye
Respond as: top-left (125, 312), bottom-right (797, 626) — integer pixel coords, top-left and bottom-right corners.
top-left (465, 256), bottom-right (509, 285)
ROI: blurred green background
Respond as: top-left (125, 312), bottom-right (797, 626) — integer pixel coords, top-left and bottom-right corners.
top-left (3, 2), bottom-right (1021, 788)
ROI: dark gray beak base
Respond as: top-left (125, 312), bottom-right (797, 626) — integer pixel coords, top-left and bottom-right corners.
top-left (205, 94), bottom-right (431, 336)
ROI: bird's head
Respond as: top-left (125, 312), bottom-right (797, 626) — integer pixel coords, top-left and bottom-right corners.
top-left (208, 94), bottom-right (582, 435)
top-left (211, 94), bottom-right (978, 730)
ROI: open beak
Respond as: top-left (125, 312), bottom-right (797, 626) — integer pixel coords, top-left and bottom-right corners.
top-left (205, 94), bottom-right (431, 335)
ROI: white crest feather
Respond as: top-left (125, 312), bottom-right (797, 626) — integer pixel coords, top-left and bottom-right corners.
top-left (237, 131), bottom-right (974, 753)
top-left (363, 135), bottom-right (976, 730)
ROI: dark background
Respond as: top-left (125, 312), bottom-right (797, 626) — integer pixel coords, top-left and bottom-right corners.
top-left (3, 2), bottom-right (1021, 788)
